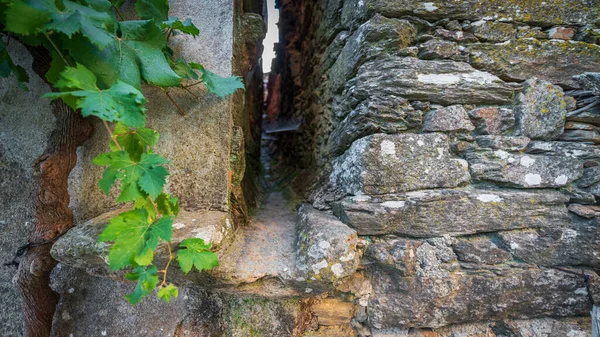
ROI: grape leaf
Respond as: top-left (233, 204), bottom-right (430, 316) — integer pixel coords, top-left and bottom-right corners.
top-left (93, 150), bottom-right (170, 202)
top-left (109, 123), bottom-right (159, 161)
top-left (157, 284), bottom-right (178, 302)
top-left (64, 19), bottom-right (181, 89)
top-left (0, 38), bottom-right (29, 89)
top-left (190, 63), bottom-right (244, 98)
top-left (44, 64), bottom-right (147, 128)
top-left (4, 0), bottom-right (116, 49)
top-left (125, 265), bottom-right (159, 304)
top-left (156, 193), bottom-right (179, 216)
top-left (135, 0), bottom-right (168, 21)
top-left (171, 58), bottom-right (198, 80)
top-left (176, 238), bottom-right (219, 274)
top-left (98, 208), bottom-right (173, 270)
top-left (161, 17), bottom-right (199, 37)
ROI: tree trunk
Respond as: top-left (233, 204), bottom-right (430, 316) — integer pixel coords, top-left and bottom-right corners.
top-left (14, 46), bottom-right (93, 337)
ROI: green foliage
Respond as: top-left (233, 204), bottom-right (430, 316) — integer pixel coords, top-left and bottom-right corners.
top-left (1, 0), bottom-right (245, 305)
top-left (125, 266), bottom-right (159, 304)
top-left (177, 238), bottom-right (219, 274)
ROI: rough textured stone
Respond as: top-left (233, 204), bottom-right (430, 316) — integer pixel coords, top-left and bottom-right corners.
top-left (332, 189), bottom-right (569, 237)
top-left (296, 205), bottom-right (359, 282)
top-left (422, 105), bottom-right (475, 132)
top-left (435, 28), bottom-right (478, 42)
top-left (329, 14), bottom-right (417, 92)
top-left (577, 166), bottom-right (600, 188)
top-left (0, 39), bottom-right (56, 337)
top-left (568, 204), bottom-right (600, 218)
top-left (366, 237), bottom-right (421, 276)
top-left (312, 298), bottom-right (355, 326)
top-left (498, 221), bottom-right (600, 268)
top-left (470, 20), bottom-right (516, 42)
top-left (513, 79), bottom-right (567, 140)
top-left (470, 39), bottom-right (600, 88)
top-left (468, 107), bottom-right (515, 135)
top-left (466, 150), bottom-right (583, 188)
top-left (417, 39), bottom-right (459, 60)
top-left (452, 236), bottom-right (512, 265)
top-left (352, 56), bottom-right (521, 106)
top-left (368, 267), bottom-right (593, 329)
top-left (526, 141), bottom-right (600, 161)
top-left (330, 133), bottom-right (470, 195)
top-left (559, 129), bottom-right (600, 144)
top-left (475, 136), bottom-right (530, 152)
top-left (326, 95), bottom-right (422, 157)
top-left (548, 26), bottom-right (576, 40)
top-left (341, 0), bottom-right (600, 28)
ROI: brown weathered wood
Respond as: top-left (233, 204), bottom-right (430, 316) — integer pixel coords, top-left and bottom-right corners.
top-left (14, 45), bottom-right (92, 337)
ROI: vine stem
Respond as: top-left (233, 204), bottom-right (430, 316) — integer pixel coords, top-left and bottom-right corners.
top-left (45, 33), bottom-right (72, 67)
top-left (182, 80), bottom-right (204, 89)
top-left (102, 120), bottom-right (123, 150)
top-left (159, 242), bottom-right (173, 287)
top-left (112, 4), bottom-right (125, 21)
top-left (162, 89), bottom-right (187, 117)
top-left (182, 86), bottom-right (199, 99)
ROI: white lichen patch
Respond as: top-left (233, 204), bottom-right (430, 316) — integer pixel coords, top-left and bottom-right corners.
top-left (520, 156), bottom-right (535, 167)
top-left (331, 263), bottom-right (345, 277)
top-left (422, 2), bottom-right (438, 12)
top-left (417, 73), bottom-right (460, 85)
top-left (476, 194), bottom-right (503, 203)
top-left (318, 240), bottom-right (331, 250)
top-left (574, 287), bottom-right (588, 295)
top-left (173, 222), bottom-right (186, 229)
top-left (495, 150), bottom-right (510, 159)
top-left (462, 71), bottom-right (501, 84)
top-left (554, 174), bottom-right (568, 185)
top-left (380, 140), bottom-right (397, 159)
top-left (311, 259), bottom-right (329, 274)
top-left (524, 173), bottom-right (542, 186)
top-left (381, 201), bottom-right (406, 208)
top-left (340, 251), bottom-right (356, 262)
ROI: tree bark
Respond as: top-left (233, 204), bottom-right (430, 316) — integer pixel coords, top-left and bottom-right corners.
top-left (14, 46), bottom-right (93, 337)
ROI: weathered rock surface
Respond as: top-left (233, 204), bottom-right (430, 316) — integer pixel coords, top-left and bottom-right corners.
top-left (474, 135), bottom-right (530, 152)
top-left (352, 56), bottom-right (520, 106)
top-left (366, 237), bottom-right (421, 276)
top-left (466, 149), bottom-right (583, 188)
top-left (368, 267), bottom-right (594, 329)
top-left (513, 79), bottom-right (567, 140)
top-left (470, 20), bottom-right (516, 42)
top-left (452, 236), bottom-right (511, 265)
top-left (468, 106), bottom-right (515, 135)
top-left (332, 189), bottom-right (569, 236)
top-left (526, 141), bottom-right (600, 161)
top-left (330, 133), bottom-right (470, 195)
top-left (498, 222), bottom-right (600, 268)
top-left (296, 205), bottom-right (360, 282)
top-left (326, 95), bottom-right (422, 157)
top-left (470, 39), bottom-right (600, 88)
top-left (559, 129), bottom-right (600, 144)
top-left (341, 0), bottom-right (600, 27)
top-left (422, 105), bottom-right (474, 132)
top-left (417, 39), bottom-right (459, 60)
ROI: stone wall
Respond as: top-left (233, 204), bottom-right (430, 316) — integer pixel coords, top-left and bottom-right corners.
top-left (271, 0), bottom-right (600, 335)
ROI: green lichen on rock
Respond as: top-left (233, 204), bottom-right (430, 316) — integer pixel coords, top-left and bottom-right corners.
top-left (469, 38), bottom-right (600, 87)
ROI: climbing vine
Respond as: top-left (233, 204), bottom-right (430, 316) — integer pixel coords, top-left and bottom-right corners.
top-left (1, 0), bottom-right (243, 304)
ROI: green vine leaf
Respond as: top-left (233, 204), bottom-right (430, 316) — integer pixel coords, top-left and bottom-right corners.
top-left (0, 38), bottom-right (29, 89)
top-left (135, 0), bottom-right (168, 22)
top-left (64, 19), bottom-right (181, 89)
top-left (4, 0), bottom-right (116, 49)
top-left (157, 284), bottom-right (178, 302)
top-left (176, 238), bottom-right (219, 274)
top-left (44, 63), bottom-right (147, 127)
top-left (161, 17), bottom-right (199, 37)
top-left (190, 62), bottom-right (244, 98)
top-left (93, 151), bottom-right (170, 202)
top-left (109, 123), bottom-right (159, 161)
top-left (156, 193), bottom-right (180, 216)
top-left (98, 208), bottom-right (173, 270)
top-left (125, 265), bottom-right (159, 304)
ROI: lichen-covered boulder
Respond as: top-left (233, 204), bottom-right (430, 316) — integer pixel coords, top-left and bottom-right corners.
top-left (468, 107), bottom-right (515, 135)
top-left (452, 236), bottom-right (511, 265)
top-left (296, 205), bottom-right (359, 282)
top-left (417, 39), bottom-right (459, 60)
top-left (352, 55), bottom-right (521, 106)
top-left (326, 95), bottom-right (422, 157)
top-left (526, 140), bottom-right (600, 161)
top-left (330, 133), bottom-right (470, 195)
top-left (474, 135), bottom-right (530, 152)
top-left (368, 267), bottom-right (594, 329)
top-left (466, 149), bottom-right (582, 188)
top-left (332, 189), bottom-right (569, 236)
top-left (470, 20), bottom-right (516, 42)
top-left (470, 39), bottom-right (600, 88)
top-left (422, 105), bottom-right (474, 132)
top-left (513, 79), bottom-right (567, 140)
top-left (497, 221), bottom-right (600, 268)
